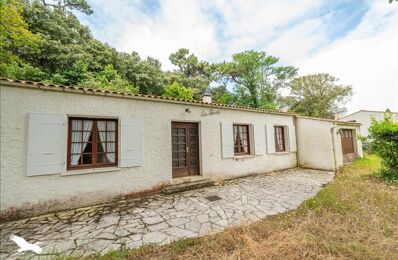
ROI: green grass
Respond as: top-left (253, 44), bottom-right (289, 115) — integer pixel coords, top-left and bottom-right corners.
top-left (86, 155), bottom-right (398, 259)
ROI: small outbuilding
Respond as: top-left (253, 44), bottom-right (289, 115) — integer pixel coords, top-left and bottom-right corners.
top-left (0, 79), bottom-right (362, 219)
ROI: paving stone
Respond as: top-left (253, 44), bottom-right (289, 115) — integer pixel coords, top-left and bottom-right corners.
top-left (0, 169), bottom-right (333, 258)
top-left (163, 227), bottom-right (196, 238)
top-left (147, 221), bottom-right (169, 232)
top-left (142, 231), bottom-right (168, 244)
top-left (167, 217), bottom-right (191, 227)
top-left (142, 216), bottom-right (164, 225)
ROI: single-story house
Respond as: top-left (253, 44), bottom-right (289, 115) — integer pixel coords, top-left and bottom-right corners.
top-left (0, 79), bottom-right (363, 219)
top-left (339, 109), bottom-right (398, 137)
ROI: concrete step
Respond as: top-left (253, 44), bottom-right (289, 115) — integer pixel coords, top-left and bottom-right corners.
top-left (163, 178), bottom-right (215, 194)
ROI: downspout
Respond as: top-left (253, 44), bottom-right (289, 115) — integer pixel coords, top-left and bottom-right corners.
top-left (294, 115), bottom-right (300, 168)
top-left (330, 123), bottom-right (338, 172)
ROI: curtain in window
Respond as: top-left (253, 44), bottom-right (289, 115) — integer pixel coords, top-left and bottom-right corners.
top-left (71, 120), bottom-right (93, 165)
top-left (97, 121), bottom-right (116, 163)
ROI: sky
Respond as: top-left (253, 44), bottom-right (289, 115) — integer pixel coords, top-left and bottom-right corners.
top-left (77, 0), bottom-right (398, 114)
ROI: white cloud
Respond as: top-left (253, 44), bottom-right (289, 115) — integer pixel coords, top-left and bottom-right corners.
top-left (82, 0), bottom-right (322, 68)
top-left (265, 18), bottom-right (327, 65)
top-left (299, 1), bottom-right (398, 113)
top-left (79, 0), bottom-right (397, 113)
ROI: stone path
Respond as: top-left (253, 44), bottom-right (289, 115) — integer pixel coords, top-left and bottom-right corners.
top-left (0, 168), bottom-right (333, 259)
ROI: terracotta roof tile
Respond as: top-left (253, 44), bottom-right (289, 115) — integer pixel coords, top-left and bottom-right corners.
top-left (0, 77), bottom-right (359, 127)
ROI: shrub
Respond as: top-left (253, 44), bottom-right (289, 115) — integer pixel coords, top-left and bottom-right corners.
top-left (368, 113), bottom-right (398, 181)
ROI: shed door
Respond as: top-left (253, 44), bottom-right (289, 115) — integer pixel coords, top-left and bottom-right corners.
top-left (172, 122), bottom-right (199, 178)
top-left (341, 129), bottom-right (355, 163)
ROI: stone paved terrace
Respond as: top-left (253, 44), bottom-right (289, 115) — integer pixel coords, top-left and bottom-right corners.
top-left (0, 168), bottom-right (333, 259)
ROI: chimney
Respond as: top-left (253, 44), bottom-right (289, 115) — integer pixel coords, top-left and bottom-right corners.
top-left (202, 91), bottom-right (212, 103)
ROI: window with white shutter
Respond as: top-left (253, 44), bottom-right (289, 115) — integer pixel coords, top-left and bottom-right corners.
top-left (120, 117), bottom-right (142, 167)
top-left (67, 118), bottom-right (118, 170)
top-left (27, 113), bottom-right (66, 176)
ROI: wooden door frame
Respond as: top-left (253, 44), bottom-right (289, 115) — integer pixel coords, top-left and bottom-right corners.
top-left (340, 128), bottom-right (357, 163)
top-left (171, 121), bottom-right (201, 178)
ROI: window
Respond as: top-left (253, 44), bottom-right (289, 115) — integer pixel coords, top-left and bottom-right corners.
top-left (274, 126), bottom-right (286, 152)
top-left (233, 124), bottom-right (250, 155)
top-left (68, 118), bottom-right (118, 169)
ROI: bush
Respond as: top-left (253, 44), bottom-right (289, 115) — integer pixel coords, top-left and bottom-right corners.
top-left (368, 113), bottom-right (398, 181)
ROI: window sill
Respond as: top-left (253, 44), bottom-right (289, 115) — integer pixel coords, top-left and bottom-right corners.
top-left (274, 151), bottom-right (293, 155)
top-left (61, 167), bottom-right (121, 176)
top-left (233, 154), bottom-right (256, 159)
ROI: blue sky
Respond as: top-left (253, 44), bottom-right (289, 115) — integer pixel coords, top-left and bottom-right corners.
top-left (76, 0), bottom-right (398, 114)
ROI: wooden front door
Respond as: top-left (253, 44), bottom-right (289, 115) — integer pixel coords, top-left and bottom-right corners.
top-left (172, 122), bottom-right (199, 178)
top-left (341, 129), bottom-right (356, 163)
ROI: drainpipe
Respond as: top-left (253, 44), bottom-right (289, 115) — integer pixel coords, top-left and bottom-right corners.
top-left (330, 123), bottom-right (338, 172)
top-left (293, 116), bottom-right (300, 168)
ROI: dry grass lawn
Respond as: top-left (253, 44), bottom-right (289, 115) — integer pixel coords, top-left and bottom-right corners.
top-left (90, 155), bottom-right (398, 259)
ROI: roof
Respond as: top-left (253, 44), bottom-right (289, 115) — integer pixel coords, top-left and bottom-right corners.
top-left (339, 109), bottom-right (398, 119)
top-left (0, 78), bottom-right (361, 126)
top-left (296, 115), bottom-right (361, 126)
top-left (0, 78), bottom-right (295, 116)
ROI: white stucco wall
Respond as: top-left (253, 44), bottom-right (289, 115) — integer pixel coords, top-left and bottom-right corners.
top-left (296, 117), bottom-right (363, 171)
top-left (340, 110), bottom-right (398, 137)
top-left (296, 117), bottom-right (335, 171)
top-left (0, 85), bottom-right (297, 216)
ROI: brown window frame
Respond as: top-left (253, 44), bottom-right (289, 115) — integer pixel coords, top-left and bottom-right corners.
top-left (233, 124), bottom-right (250, 155)
top-left (67, 117), bottom-right (118, 170)
top-left (274, 126), bottom-right (286, 152)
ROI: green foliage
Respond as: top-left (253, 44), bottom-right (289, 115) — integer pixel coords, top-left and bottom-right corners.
top-left (368, 113), bottom-right (398, 181)
top-left (0, 61), bottom-right (49, 81)
top-left (284, 73), bottom-right (353, 119)
top-left (79, 65), bottom-right (138, 93)
top-left (0, 0), bottom-right (353, 118)
top-left (217, 50), bottom-right (297, 108)
top-left (210, 85), bottom-right (235, 105)
top-left (168, 48), bottom-right (214, 98)
top-left (0, 0), bottom-right (41, 64)
top-left (162, 81), bottom-right (194, 100)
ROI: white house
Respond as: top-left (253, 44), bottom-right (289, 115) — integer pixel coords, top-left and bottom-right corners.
top-left (0, 79), bottom-right (362, 219)
top-left (339, 110), bottom-right (398, 137)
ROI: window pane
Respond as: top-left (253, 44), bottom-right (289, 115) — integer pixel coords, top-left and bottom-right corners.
top-left (107, 153), bottom-right (115, 163)
top-left (72, 120), bottom-right (82, 130)
top-left (72, 131), bottom-right (81, 142)
top-left (107, 121), bottom-right (116, 131)
top-left (107, 142), bottom-right (115, 153)
top-left (97, 142), bottom-right (105, 153)
top-left (107, 132), bottom-right (115, 142)
top-left (82, 154), bottom-right (92, 164)
top-left (83, 142), bottom-right (92, 153)
top-left (97, 153), bottom-right (108, 163)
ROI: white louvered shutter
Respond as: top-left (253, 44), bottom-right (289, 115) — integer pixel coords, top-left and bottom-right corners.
top-left (120, 117), bottom-right (143, 167)
top-left (288, 125), bottom-right (297, 152)
top-left (266, 124), bottom-right (276, 154)
top-left (220, 122), bottom-right (234, 158)
top-left (254, 123), bottom-right (266, 155)
top-left (27, 113), bottom-right (66, 176)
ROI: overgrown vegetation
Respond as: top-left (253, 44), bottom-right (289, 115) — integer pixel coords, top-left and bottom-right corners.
top-left (86, 155), bottom-right (398, 259)
top-left (1, 0), bottom-right (353, 118)
top-left (368, 113), bottom-right (398, 181)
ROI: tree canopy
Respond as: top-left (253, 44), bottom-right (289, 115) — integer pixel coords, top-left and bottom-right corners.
top-left (0, 0), bottom-right (355, 119)
top-left (217, 51), bottom-right (297, 109)
top-left (283, 73), bottom-right (353, 119)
